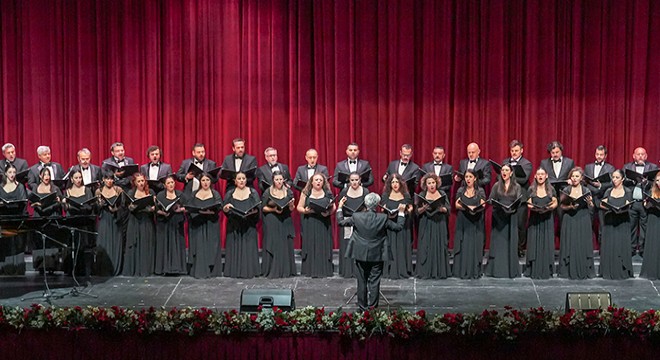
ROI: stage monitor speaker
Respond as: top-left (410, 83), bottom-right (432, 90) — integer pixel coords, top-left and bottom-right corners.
top-left (565, 292), bottom-right (611, 312)
top-left (240, 289), bottom-right (295, 313)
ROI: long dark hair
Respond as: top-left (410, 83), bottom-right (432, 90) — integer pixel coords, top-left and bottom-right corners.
top-left (529, 167), bottom-right (553, 196)
top-left (492, 164), bottom-right (519, 197)
top-left (383, 173), bottom-right (409, 195)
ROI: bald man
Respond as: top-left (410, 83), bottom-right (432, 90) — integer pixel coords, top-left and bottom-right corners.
top-left (455, 142), bottom-right (491, 190)
top-left (623, 147), bottom-right (659, 256)
top-left (293, 148), bottom-right (330, 191)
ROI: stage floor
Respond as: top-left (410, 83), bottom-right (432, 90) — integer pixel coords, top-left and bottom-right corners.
top-left (2, 269), bottom-right (659, 313)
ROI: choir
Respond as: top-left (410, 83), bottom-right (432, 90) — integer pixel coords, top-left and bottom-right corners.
top-left (0, 140), bottom-right (659, 282)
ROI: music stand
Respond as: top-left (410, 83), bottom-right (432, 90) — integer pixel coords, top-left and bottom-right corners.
top-left (54, 216), bottom-right (98, 299)
top-left (20, 219), bottom-right (71, 304)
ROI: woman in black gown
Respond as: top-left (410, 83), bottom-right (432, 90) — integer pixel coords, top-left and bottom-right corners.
top-left (0, 164), bottom-right (28, 274)
top-left (95, 170), bottom-right (124, 276)
top-left (30, 167), bottom-right (63, 272)
top-left (187, 173), bottom-right (222, 279)
top-left (155, 175), bottom-right (187, 275)
top-left (599, 169), bottom-right (633, 279)
top-left (453, 170), bottom-right (486, 279)
top-left (641, 172), bottom-right (660, 279)
top-left (415, 173), bottom-right (450, 279)
top-left (525, 167), bottom-right (558, 279)
top-left (261, 171), bottom-right (296, 278)
top-left (485, 164), bottom-right (522, 278)
top-left (382, 173), bottom-right (413, 279)
top-left (558, 167), bottom-right (595, 279)
top-left (122, 173), bottom-right (156, 276)
top-left (62, 170), bottom-right (97, 278)
top-left (337, 172), bottom-right (369, 278)
top-left (297, 173), bottom-right (336, 278)
top-left (222, 172), bottom-right (261, 278)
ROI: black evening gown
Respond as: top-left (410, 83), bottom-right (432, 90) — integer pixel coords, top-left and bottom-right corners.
top-left (300, 191), bottom-right (334, 278)
top-left (220, 188), bottom-right (261, 278)
top-left (453, 188), bottom-right (486, 279)
top-left (187, 190), bottom-right (222, 279)
top-left (640, 203), bottom-right (660, 279)
top-left (154, 191), bottom-right (187, 275)
top-left (524, 191), bottom-right (556, 279)
top-left (261, 189), bottom-right (296, 278)
top-left (337, 187), bottom-right (368, 278)
top-left (382, 192), bottom-right (413, 279)
top-left (415, 190), bottom-right (451, 279)
top-left (485, 189), bottom-right (522, 278)
top-left (558, 186), bottom-right (595, 279)
top-left (600, 189), bottom-right (633, 279)
top-left (0, 184), bottom-right (28, 275)
top-left (95, 192), bottom-right (123, 276)
top-left (122, 189), bottom-right (156, 276)
top-left (64, 188), bottom-right (97, 277)
top-left (31, 186), bottom-right (63, 271)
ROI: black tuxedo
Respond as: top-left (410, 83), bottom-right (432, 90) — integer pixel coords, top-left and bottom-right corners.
top-left (332, 159), bottom-right (374, 189)
top-left (337, 208), bottom-right (404, 309)
top-left (622, 161), bottom-right (659, 254)
top-left (101, 156), bottom-right (136, 191)
top-left (220, 154), bottom-right (258, 191)
top-left (69, 164), bottom-right (102, 185)
top-left (457, 158), bottom-right (492, 189)
top-left (421, 161), bottom-right (454, 194)
top-left (0, 158), bottom-right (29, 174)
top-left (256, 162), bottom-right (292, 193)
top-left (140, 162), bottom-right (174, 193)
top-left (293, 164), bottom-right (330, 191)
top-left (383, 160), bottom-right (420, 193)
top-left (502, 157), bottom-right (533, 189)
top-left (27, 162), bottom-right (66, 191)
top-left (175, 158), bottom-right (218, 195)
top-left (540, 157), bottom-right (575, 182)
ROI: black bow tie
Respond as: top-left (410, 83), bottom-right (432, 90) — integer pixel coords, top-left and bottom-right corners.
top-left (114, 158), bottom-right (124, 163)
top-left (434, 162), bottom-right (442, 166)
top-left (510, 158), bottom-right (519, 163)
top-left (636, 163), bottom-right (645, 167)
top-left (42, 163), bottom-right (52, 167)
top-left (81, 167), bottom-right (89, 171)
top-left (468, 160), bottom-right (476, 164)
top-left (349, 160), bottom-right (357, 165)
top-left (594, 162), bottom-right (603, 166)
top-left (194, 159), bottom-right (204, 165)
top-left (234, 155), bottom-right (244, 160)
top-left (307, 165), bottom-right (316, 169)
top-left (400, 162), bottom-right (408, 167)
top-left (270, 163), bottom-right (279, 169)
top-left (551, 159), bottom-right (561, 163)
top-left (150, 163), bottom-right (159, 167)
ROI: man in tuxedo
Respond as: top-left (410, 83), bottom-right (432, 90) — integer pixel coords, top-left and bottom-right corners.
top-left (382, 144), bottom-right (420, 194)
top-left (176, 143), bottom-right (218, 195)
top-left (220, 138), bottom-right (258, 192)
top-left (27, 145), bottom-right (66, 191)
top-left (255, 147), bottom-right (292, 193)
top-left (539, 141), bottom-right (575, 232)
top-left (140, 145), bottom-right (173, 193)
top-left (332, 143), bottom-right (375, 190)
top-left (454, 142), bottom-right (492, 191)
top-left (501, 140), bottom-right (533, 256)
top-left (293, 148), bottom-right (330, 191)
top-left (68, 148), bottom-right (102, 186)
top-left (421, 146), bottom-right (453, 194)
top-left (539, 140), bottom-right (575, 193)
top-left (101, 142), bottom-right (136, 192)
top-left (337, 193), bottom-right (405, 310)
top-left (1, 143), bottom-right (29, 175)
top-left (622, 147), bottom-right (659, 256)
top-left (584, 145), bottom-right (616, 244)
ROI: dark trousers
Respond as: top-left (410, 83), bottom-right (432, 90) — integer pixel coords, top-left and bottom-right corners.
top-left (355, 260), bottom-right (383, 310)
top-left (630, 201), bottom-right (647, 254)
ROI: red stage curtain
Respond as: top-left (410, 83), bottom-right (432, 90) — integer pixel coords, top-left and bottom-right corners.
top-left (2, 0), bottom-right (659, 248)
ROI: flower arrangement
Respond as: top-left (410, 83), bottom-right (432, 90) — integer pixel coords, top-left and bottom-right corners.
top-left (2, 304), bottom-right (660, 341)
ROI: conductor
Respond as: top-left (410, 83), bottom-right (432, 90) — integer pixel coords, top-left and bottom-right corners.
top-left (337, 193), bottom-right (405, 310)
